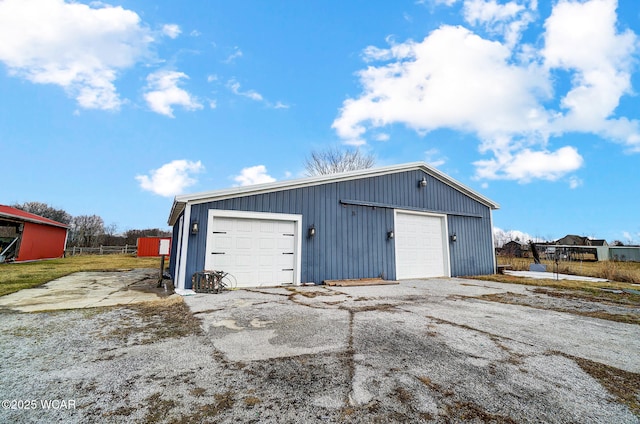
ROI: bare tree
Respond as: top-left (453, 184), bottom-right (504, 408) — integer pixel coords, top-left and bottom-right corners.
top-left (69, 215), bottom-right (105, 247)
top-left (101, 223), bottom-right (122, 245)
top-left (124, 228), bottom-right (172, 245)
top-left (304, 147), bottom-right (375, 176)
top-left (12, 201), bottom-right (72, 225)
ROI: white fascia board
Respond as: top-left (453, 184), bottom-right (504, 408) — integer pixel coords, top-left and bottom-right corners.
top-left (175, 205), bottom-right (192, 290)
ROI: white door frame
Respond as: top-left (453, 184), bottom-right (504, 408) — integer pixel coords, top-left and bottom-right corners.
top-left (206, 209), bottom-right (303, 286)
top-left (393, 209), bottom-right (451, 279)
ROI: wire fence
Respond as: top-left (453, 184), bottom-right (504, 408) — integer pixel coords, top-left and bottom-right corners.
top-left (65, 245), bottom-right (137, 256)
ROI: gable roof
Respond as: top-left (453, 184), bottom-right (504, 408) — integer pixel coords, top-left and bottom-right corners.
top-left (0, 205), bottom-right (69, 229)
top-left (555, 235), bottom-right (590, 245)
top-left (168, 162), bottom-right (500, 225)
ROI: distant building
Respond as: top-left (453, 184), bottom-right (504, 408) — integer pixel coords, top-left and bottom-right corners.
top-left (0, 205), bottom-right (69, 262)
top-left (555, 235), bottom-right (590, 246)
top-left (500, 240), bottom-right (526, 257)
top-left (589, 239), bottom-right (608, 247)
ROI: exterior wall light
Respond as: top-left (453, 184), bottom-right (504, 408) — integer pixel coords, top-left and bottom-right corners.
top-left (308, 225), bottom-right (316, 238)
top-left (450, 233), bottom-right (457, 242)
top-left (419, 176), bottom-right (427, 188)
top-left (191, 221), bottom-right (199, 235)
top-left (387, 230), bottom-right (394, 240)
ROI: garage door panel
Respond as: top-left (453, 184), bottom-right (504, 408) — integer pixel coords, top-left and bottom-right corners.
top-left (259, 238), bottom-right (275, 249)
top-left (206, 214), bottom-right (298, 287)
top-left (395, 212), bottom-right (447, 279)
top-left (235, 237), bottom-right (253, 250)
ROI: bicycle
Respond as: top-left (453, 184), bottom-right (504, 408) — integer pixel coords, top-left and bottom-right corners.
top-left (192, 270), bottom-right (237, 293)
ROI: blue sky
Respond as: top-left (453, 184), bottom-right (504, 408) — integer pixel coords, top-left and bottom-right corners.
top-left (1, 0), bottom-right (638, 244)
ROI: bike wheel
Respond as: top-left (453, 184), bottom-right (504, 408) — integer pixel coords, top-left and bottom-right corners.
top-left (221, 273), bottom-right (237, 290)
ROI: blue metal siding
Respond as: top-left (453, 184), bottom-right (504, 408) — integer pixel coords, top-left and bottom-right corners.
top-left (447, 215), bottom-right (494, 276)
top-left (181, 169), bottom-right (493, 287)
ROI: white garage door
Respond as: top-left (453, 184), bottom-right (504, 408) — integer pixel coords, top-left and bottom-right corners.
top-left (205, 215), bottom-right (297, 287)
top-left (395, 211), bottom-right (448, 279)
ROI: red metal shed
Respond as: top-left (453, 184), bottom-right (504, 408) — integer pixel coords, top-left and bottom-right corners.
top-left (137, 237), bottom-right (171, 257)
top-left (0, 205), bottom-right (69, 262)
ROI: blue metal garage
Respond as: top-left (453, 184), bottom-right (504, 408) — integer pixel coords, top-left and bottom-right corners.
top-left (168, 162), bottom-right (499, 290)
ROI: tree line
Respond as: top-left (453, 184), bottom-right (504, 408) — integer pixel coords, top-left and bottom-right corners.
top-left (13, 202), bottom-right (171, 248)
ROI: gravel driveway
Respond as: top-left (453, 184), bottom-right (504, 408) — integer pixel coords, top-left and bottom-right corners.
top-left (1, 275), bottom-right (639, 423)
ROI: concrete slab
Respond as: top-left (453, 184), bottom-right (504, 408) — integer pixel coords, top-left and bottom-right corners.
top-left (0, 268), bottom-right (170, 312)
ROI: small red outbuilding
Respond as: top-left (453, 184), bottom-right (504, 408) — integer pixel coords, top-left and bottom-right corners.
top-left (0, 205), bottom-right (69, 263)
top-left (137, 237), bottom-right (171, 257)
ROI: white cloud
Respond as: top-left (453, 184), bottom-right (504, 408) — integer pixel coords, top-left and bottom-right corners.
top-left (136, 160), bottom-right (204, 197)
top-left (207, 74), bottom-right (218, 83)
top-left (542, 0), bottom-right (639, 150)
top-left (474, 146), bottom-right (583, 182)
top-left (493, 227), bottom-right (545, 247)
top-left (273, 101), bottom-right (290, 109)
top-left (424, 148), bottom-right (447, 167)
top-left (333, 0), bottom-right (638, 183)
top-left (162, 24), bottom-right (181, 39)
top-left (226, 79), bottom-right (289, 109)
top-left (143, 70), bottom-right (203, 117)
top-left (568, 176), bottom-right (582, 189)
top-left (463, 0), bottom-right (536, 47)
top-left (227, 79), bottom-right (263, 101)
top-left (223, 47), bottom-right (243, 64)
top-left (428, 0), bottom-right (459, 6)
top-left (233, 165), bottom-right (276, 186)
top-left (374, 133), bottom-right (390, 142)
top-left (0, 0), bottom-right (153, 110)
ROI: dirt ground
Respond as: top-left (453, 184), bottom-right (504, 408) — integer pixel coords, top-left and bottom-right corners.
top-left (0, 273), bottom-right (639, 423)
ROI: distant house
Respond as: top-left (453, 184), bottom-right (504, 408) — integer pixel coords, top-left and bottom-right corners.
top-left (500, 241), bottom-right (526, 257)
top-left (0, 205), bottom-right (69, 262)
top-left (589, 239), bottom-right (608, 247)
top-left (555, 235), bottom-right (590, 246)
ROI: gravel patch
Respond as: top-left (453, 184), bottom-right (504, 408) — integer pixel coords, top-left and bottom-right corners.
top-left (0, 277), bottom-right (638, 423)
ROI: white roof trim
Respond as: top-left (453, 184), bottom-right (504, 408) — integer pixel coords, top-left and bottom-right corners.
top-left (168, 162), bottom-right (499, 225)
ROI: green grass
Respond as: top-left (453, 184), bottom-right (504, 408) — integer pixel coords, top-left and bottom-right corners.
top-left (0, 254), bottom-right (161, 297)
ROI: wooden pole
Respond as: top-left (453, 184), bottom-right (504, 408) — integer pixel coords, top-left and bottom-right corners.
top-left (157, 255), bottom-right (166, 288)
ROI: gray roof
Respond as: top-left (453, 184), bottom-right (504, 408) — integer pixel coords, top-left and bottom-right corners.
top-left (168, 162), bottom-right (500, 225)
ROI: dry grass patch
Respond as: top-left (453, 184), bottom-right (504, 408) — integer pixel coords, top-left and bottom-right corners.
top-left (565, 355), bottom-right (640, 417)
top-left (445, 401), bottom-right (518, 423)
top-left (0, 254), bottom-right (160, 296)
top-left (243, 396), bottom-right (261, 406)
top-left (142, 393), bottom-right (177, 424)
top-left (99, 296), bottom-right (202, 344)
top-left (479, 291), bottom-right (640, 325)
top-left (497, 257), bottom-right (640, 284)
top-left (470, 273), bottom-right (640, 307)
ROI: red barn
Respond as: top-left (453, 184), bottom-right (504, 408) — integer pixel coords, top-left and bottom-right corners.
top-left (0, 205), bottom-right (69, 263)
